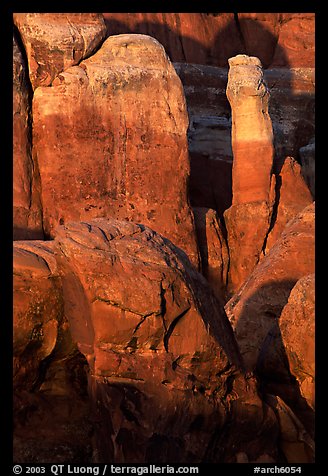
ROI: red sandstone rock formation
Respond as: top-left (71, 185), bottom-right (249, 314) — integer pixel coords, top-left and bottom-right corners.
top-left (13, 13), bottom-right (107, 90)
top-left (13, 240), bottom-right (93, 463)
top-left (32, 34), bottom-right (199, 267)
top-left (102, 13), bottom-right (314, 69)
top-left (271, 14), bottom-right (315, 68)
top-left (13, 35), bottom-right (43, 240)
top-left (13, 240), bottom-right (62, 390)
top-left (225, 203), bottom-right (314, 372)
top-left (225, 203), bottom-right (314, 442)
top-left (193, 207), bottom-right (229, 301)
top-left (224, 54), bottom-right (275, 294)
top-left (53, 218), bottom-right (278, 463)
top-left (265, 156), bottom-right (313, 253)
top-left (279, 274), bottom-right (315, 411)
top-left (12, 13), bottom-right (315, 464)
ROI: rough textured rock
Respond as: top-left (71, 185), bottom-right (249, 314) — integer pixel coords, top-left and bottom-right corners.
top-left (265, 157), bottom-right (313, 253)
top-left (13, 35), bottom-right (43, 240)
top-left (193, 207), bottom-right (229, 301)
top-left (13, 240), bottom-right (93, 463)
top-left (299, 138), bottom-right (315, 198)
top-left (271, 14), bottom-right (315, 68)
top-left (224, 55), bottom-right (275, 294)
top-left (13, 240), bottom-right (63, 390)
top-left (225, 203), bottom-right (314, 436)
top-left (54, 218), bottom-right (279, 463)
top-left (32, 34), bottom-right (199, 267)
top-left (279, 275), bottom-right (315, 411)
top-left (103, 13), bottom-right (243, 67)
top-left (225, 203), bottom-right (314, 373)
top-left (13, 13), bottom-right (107, 90)
top-left (174, 64), bottom-right (314, 217)
top-left (265, 395), bottom-right (314, 463)
top-left (103, 13), bottom-right (314, 69)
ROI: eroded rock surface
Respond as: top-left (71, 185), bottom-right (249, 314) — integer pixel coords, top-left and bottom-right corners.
top-left (193, 207), bottom-right (229, 301)
top-left (33, 34), bottom-right (199, 266)
top-left (13, 35), bottom-right (43, 240)
top-left (265, 157), bottom-right (313, 253)
top-left (224, 55), bottom-right (275, 294)
top-left (13, 13), bottom-right (107, 89)
top-left (225, 203), bottom-right (314, 372)
top-left (279, 275), bottom-right (315, 410)
top-left (54, 218), bottom-right (278, 463)
top-left (103, 13), bottom-right (314, 69)
top-left (13, 240), bottom-right (93, 463)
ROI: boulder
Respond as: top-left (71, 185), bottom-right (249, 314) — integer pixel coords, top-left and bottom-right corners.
top-left (32, 34), bottom-right (199, 267)
top-left (279, 275), bottom-right (315, 410)
top-left (54, 218), bottom-right (278, 463)
top-left (13, 13), bottom-right (107, 89)
top-left (224, 55), bottom-right (275, 293)
top-left (13, 35), bottom-right (43, 240)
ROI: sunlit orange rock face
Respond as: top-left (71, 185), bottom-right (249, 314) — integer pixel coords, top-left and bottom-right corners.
top-left (13, 13), bottom-right (107, 90)
top-left (224, 55), bottom-right (275, 295)
top-left (32, 34), bottom-right (199, 267)
top-left (53, 218), bottom-right (279, 463)
top-left (12, 13), bottom-right (315, 465)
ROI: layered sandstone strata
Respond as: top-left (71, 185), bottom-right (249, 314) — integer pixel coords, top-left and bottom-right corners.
top-left (13, 35), bottom-right (43, 240)
top-left (224, 55), bottom-right (275, 293)
top-left (13, 13), bottom-right (107, 89)
top-left (32, 34), bottom-right (199, 267)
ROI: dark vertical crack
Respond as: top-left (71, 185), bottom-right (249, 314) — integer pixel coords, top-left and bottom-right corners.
top-left (163, 306), bottom-right (191, 352)
top-left (233, 13), bottom-right (247, 52)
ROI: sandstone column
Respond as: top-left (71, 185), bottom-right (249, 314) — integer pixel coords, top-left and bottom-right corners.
top-left (32, 34), bottom-right (199, 267)
top-left (224, 55), bottom-right (275, 294)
